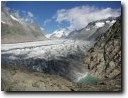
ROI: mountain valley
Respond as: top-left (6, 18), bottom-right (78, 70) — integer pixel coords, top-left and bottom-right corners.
top-left (1, 3), bottom-right (122, 91)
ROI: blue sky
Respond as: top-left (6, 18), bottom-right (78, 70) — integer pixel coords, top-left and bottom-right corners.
top-left (5, 1), bottom-right (121, 34)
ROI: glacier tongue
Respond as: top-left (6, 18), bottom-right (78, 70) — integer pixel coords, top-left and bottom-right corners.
top-left (1, 39), bottom-right (93, 81)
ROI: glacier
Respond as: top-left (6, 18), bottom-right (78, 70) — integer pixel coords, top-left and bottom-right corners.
top-left (1, 39), bottom-right (94, 81)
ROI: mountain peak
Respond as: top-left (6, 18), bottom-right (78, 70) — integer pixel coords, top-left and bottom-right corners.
top-left (45, 29), bottom-right (70, 39)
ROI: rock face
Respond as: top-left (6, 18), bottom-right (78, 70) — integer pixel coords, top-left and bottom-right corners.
top-left (84, 17), bottom-right (121, 88)
top-left (1, 7), bottom-right (46, 44)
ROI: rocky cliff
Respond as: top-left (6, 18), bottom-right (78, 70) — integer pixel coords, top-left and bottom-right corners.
top-left (83, 17), bottom-right (121, 90)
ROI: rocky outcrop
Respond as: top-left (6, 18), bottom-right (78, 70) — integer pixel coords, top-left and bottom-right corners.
top-left (84, 17), bottom-right (121, 89)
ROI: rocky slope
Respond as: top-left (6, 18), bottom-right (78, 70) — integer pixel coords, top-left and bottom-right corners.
top-left (83, 16), bottom-right (121, 90)
top-left (1, 64), bottom-right (121, 91)
top-left (1, 7), bottom-right (46, 44)
top-left (1, 65), bottom-right (75, 91)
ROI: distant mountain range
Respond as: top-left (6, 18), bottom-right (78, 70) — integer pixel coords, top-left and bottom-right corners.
top-left (1, 6), bottom-right (118, 44)
top-left (46, 17), bottom-right (117, 41)
top-left (1, 7), bottom-right (46, 44)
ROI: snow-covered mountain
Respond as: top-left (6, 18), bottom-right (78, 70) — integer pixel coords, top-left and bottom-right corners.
top-left (85, 17), bottom-right (116, 30)
top-left (1, 7), bottom-right (46, 44)
top-left (45, 17), bottom-right (117, 41)
top-left (45, 28), bottom-right (70, 39)
top-left (67, 17), bottom-right (117, 41)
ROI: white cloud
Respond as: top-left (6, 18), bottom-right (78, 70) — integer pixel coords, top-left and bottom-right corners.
top-left (28, 12), bottom-right (34, 17)
top-left (44, 19), bottom-right (51, 25)
top-left (55, 6), bottom-right (121, 31)
top-left (11, 10), bottom-right (35, 23)
top-left (25, 11), bottom-right (35, 23)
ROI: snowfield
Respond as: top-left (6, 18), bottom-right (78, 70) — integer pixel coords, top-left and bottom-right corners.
top-left (1, 39), bottom-right (93, 82)
top-left (95, 22), bottom-right (105, 28)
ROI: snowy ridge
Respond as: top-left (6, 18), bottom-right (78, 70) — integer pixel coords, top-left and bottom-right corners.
top-left (95, 22), bottom-right (105, 28)
top-left (45, 33), bottom-right (53, 38)
top-left (10, 15), bottom-right (20, 22)
top-left (1, 21), bottom-right (6, 24)
top-left (110, 20), bottom-right (116, 24)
